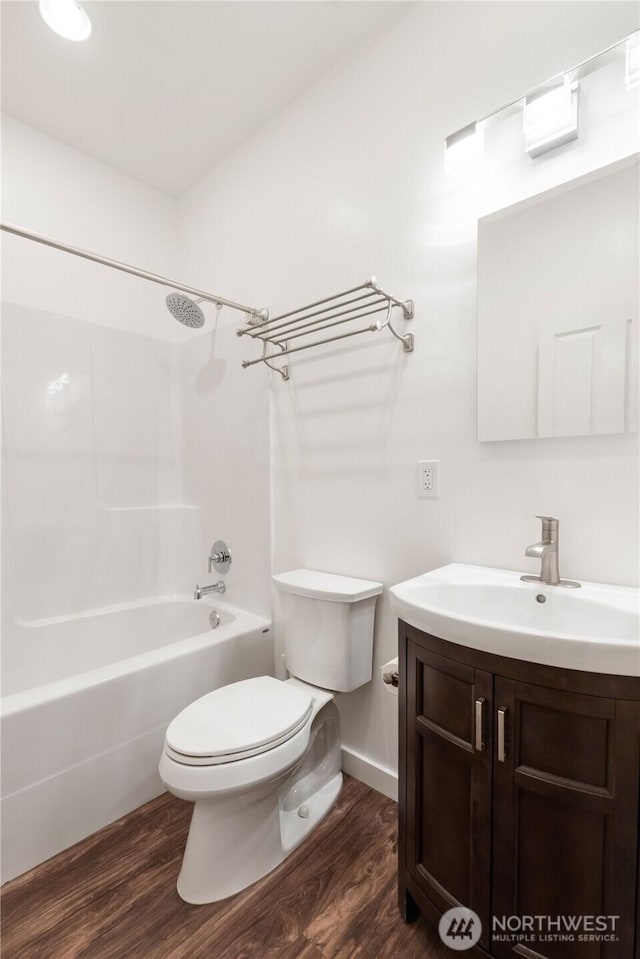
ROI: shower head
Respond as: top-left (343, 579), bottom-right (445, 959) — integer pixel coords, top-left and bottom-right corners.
top-left (165, 292), bottom-right (206, 329)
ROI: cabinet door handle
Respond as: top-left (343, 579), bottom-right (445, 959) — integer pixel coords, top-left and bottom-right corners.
top-left (475, 698), bottom-right (485, 751)
top-left (497, 706), bottom-right (507, 762)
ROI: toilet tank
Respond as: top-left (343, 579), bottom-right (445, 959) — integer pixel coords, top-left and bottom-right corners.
top-left (273, 569), bottom-right (383, 692)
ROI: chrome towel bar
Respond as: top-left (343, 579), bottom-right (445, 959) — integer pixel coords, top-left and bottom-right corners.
top-left (237, 277), bottom-right (414, 381)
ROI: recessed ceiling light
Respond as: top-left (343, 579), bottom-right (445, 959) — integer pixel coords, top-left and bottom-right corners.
top-left (39, 0), bottom-right (92, 43)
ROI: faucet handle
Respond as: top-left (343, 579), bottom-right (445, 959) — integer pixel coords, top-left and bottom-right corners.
top-left (208, 540), bottom-right (231, 575)
top-left (535, 515), bottom-right (559, 540)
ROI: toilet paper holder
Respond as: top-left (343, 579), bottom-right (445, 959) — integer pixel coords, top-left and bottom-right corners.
top-left (380, 658), bottom-right (399, 695)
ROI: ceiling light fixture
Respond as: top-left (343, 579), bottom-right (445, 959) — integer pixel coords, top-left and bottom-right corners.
top-left (39, 0), bottom-right (92, 42)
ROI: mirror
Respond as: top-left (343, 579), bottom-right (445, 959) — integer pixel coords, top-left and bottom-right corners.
top-left (477, 155), bottom-right (638, 442)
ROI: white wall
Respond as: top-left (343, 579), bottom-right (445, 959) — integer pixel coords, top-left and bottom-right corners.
top-left (177, 2), bottom-right (640, 796)
top-left (1, 114), bottom-right (180, 341)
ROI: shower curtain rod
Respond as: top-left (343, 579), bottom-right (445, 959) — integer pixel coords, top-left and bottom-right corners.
top-left (0, 221), bottom-right (268, 320)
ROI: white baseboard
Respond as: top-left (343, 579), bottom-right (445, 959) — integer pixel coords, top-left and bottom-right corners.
top-left (341, 746), bottom-right (398, 802)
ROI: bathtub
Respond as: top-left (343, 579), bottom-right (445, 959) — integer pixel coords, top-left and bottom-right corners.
top-left (0, 596), bottom-right (272, 883)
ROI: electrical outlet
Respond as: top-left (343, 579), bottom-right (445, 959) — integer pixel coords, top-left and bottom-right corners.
top-left (417, 460), bottom-right (439, 498)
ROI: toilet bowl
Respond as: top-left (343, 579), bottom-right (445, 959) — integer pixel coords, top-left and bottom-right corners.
top-left (160, 675), bottom-right (341, 903)
top-left (159, 569), bottom-right (382, 904)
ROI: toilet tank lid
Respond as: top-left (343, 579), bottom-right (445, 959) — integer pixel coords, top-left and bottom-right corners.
top-left (273, 569), bottom-right (383, 602)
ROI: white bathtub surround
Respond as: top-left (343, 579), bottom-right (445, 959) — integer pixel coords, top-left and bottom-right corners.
top-left (1, 113), bottom-right (272, 625)
top-left (1, 305), bottom-right (197, 643)
top-left (1, 598), bottom-right (272, 883)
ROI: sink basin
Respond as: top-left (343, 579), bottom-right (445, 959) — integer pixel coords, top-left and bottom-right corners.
top-left (389, 564), bottom-right (640, 676)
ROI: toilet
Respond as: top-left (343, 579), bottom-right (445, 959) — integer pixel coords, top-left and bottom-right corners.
top-left (159, 569), bottom-right (383, 904)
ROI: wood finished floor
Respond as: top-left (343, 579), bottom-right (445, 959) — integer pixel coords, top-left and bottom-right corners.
top-left (1, 775), bottom-right (451, 959)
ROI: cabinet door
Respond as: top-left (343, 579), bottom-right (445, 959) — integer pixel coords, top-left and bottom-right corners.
top-left (405, 640), bottom-right (492, 947)
top-left (492, 678), bottom-right (639, 959)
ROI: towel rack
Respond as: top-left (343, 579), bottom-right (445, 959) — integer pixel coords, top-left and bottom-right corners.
top-left (236, 277), bottom-right (414, 381)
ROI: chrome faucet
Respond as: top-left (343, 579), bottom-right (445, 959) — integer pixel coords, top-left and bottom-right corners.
top-left (194, 581), bottom-right (226, 600)
top-left (194, 540), bottom-right (231, 599)
top-left (521, 516), bottom-right (580, 589)
top-left (209, 540), bottom-right (231, 575)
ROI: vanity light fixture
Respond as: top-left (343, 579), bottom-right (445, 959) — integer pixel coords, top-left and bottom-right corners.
top-left (444, 31), bottom-right (637, 173)
top-left (626, 32), bottom-right (640, 90)
top-left (523, 77), bottom-right (579, 157)
top-left (39, 0), bottom-right (92, 42)
top-left (445, 121), bottom-right (484, 177)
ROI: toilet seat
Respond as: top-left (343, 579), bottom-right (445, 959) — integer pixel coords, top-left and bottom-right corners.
top-left (165, 676), bottom-right (313, 767)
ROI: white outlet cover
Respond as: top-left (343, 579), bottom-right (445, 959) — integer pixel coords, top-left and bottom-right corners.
top-left (417, 460), bottom-right (440, 498)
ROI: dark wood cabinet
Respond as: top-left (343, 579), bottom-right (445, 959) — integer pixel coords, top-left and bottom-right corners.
top-left (405, 642), bottom-right (493, 948)
top-left (398, 623), bottom-right (640, 959)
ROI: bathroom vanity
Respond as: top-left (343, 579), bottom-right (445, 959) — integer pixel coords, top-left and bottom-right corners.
top-left (391, 565), bottom-right (640, 959)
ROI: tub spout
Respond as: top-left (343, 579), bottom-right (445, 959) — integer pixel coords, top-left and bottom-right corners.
top-left (194, 582), bottom-right (226, 600)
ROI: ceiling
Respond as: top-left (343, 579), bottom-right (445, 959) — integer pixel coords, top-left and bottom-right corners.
top-left (1, 1), bottom-right (409, 196)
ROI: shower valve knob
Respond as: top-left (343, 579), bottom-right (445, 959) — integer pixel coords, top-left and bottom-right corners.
top-left (208, 540), bottom-right (232, 575)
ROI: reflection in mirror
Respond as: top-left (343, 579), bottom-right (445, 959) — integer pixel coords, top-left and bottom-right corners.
top-left (477, 156), bottom-right (638, 442)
